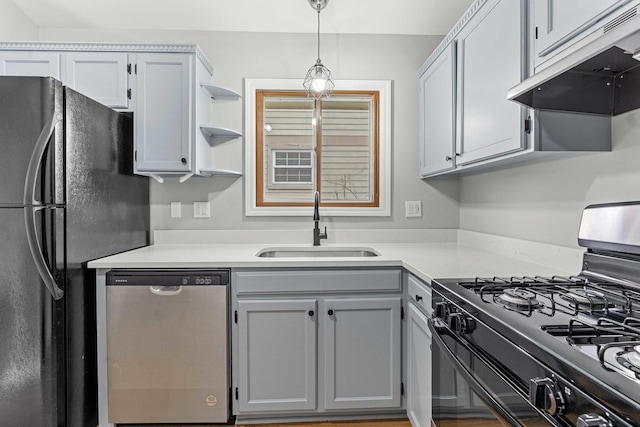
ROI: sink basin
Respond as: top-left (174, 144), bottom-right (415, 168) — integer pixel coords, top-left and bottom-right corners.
top-left (257, 247), bottom-right (380, 258)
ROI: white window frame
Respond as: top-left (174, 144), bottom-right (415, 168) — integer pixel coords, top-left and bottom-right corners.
top-left (269, 149), bottom-right (314, 189)
top-left (244, 78), bottom-right (391, 217)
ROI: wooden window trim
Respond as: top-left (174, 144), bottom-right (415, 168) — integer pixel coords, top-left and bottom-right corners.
top-left (256, 90), bottom-right (380, 208)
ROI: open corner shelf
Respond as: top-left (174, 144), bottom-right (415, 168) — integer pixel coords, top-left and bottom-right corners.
top-left (199, 168), bottom-right (243, 178)
top-left (200, 125), bottom-right (242, 142)
top-left (200, 83), bottom-right (242, 101)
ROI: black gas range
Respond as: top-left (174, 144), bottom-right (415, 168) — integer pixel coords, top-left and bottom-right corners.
top-left (430, 202), bottom-right (640, 427)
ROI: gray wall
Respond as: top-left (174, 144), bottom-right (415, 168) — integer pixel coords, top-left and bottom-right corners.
top-left (0, 0), bottom-right (37, 40)
top-left (37, 28), bottom-right (460, 232)
top-left (8, 18), bottom-right (638, 248)
top-left (460, 109), bottom-right (640, 248)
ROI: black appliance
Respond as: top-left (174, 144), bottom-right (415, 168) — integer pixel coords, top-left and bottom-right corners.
top-left (508, 1), bottom-right (640, 116)
top-left (0, 76), bottom-right (149, 427)
top-left (431, 201), bottom-right (640, 427)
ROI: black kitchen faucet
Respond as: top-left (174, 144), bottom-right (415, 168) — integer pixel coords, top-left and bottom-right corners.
top-left (313, 191), bottom-right (328, 246)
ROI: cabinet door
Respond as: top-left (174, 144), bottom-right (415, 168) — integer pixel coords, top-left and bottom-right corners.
top-left (456, 0), bottom-right (525, 166)
top-left (0, 51), bottom-right (61, 78)
top-left (65, 52), bottom-right (130, 109)
top-left (323, 297), bottom-right (402, 410)
top-left (135, 53), bottom-right (192, 173)
top-left (534, 0), bottom-right (625, 66)
top-left (407, 304), bottom-right (431, 427)
top-left (237, 299), bottom-right (317, 413)
top-left (419, 43), bottom-right (456, 177)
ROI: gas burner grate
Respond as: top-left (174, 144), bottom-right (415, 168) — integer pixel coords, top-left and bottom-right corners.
top-left (543, 317), bottom-right (640, 378)
top-left (460, 275), bottom-right (640, 318)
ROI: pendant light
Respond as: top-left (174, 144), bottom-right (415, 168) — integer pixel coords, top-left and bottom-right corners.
top-left (303, 0), bottom-right (334, 99)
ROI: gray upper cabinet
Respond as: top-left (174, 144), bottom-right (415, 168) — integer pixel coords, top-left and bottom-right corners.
top-left (0, 43), bottom-right (239, 183)
top-left (418, 0), bottom-right (610, 178)
top-left (0, 50), bottom-right (129, 109)
top-left (455, 0), bottom-right (525, 166)
top-left (0, 51), bottom-right (61, 79)
top-left (64, 52), bottom-right (130, 109)
top-left (533, 0), bottom-right (629, 67)
top-left (417, 0), bottom-right (528, 177)
top-left (134, 53), bottom-right (193, 175)
top-left (419, 43), bottom-right (456, 177)
top-left (323, 297), bottom-right (402, 410)
top-left (236, 299), bottom-right (317, 413)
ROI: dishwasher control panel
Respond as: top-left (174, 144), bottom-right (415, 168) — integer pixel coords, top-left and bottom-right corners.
top-left (106, 269), bottom-right (230, 286)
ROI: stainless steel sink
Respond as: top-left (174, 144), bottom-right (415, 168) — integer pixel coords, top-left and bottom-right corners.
top-left (256, 247), bottom-right (379, 258)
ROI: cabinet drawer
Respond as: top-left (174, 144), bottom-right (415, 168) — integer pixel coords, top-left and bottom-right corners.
top-left (235, 269), bottom-right (402, 294)
top-left (408, 274), bottom-right (431, 316)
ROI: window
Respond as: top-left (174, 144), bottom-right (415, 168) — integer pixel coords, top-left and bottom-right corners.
top-left (245, 79), bottom-right (391, 216)
top-left (271, 150), bottom-right (313, 186)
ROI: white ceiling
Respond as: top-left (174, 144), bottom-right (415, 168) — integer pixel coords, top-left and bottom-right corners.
top-left (10, 0), bottom-right (475, 36)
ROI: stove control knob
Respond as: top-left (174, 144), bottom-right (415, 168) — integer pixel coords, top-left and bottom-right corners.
top-left (577, 414), bottom-right (611, 427)
top-left (447, 313), bottom-right (476, 335)
top-left (529, 378), bottom-right (566, 416)
top-left (434, 302), bottom-right (450, 320)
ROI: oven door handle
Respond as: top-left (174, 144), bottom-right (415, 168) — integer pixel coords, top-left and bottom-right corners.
top-left (428, 318), bottom-right (524, 427)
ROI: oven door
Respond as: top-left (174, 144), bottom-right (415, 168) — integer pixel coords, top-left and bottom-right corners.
top-left (429, 317), bottom-right (555, 427)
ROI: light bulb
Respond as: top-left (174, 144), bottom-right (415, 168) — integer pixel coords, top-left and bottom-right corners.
top-left (312, 77), bottom-right (327, 92)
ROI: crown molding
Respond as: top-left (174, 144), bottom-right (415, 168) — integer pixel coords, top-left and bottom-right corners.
top-left (0, 42), bottom-right (214, 74)
top-left (418, 0), bottom-right (487, 75)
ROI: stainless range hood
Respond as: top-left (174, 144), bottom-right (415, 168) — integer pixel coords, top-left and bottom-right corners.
top-left (508, 2), bottom-right (640, 116)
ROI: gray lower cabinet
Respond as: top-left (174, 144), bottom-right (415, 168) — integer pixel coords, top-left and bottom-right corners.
top-left (237, 299), bottom-right (317, 413)
top-left (407, 303), bottom-right (431, 427)
top-left (233, 268), bottom-right (404, 419)
top-left (323, 297), bottom-right (402, 410)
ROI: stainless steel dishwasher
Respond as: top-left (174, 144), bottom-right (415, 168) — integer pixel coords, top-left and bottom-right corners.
top-left (106, 269), bottom-right (230, 424)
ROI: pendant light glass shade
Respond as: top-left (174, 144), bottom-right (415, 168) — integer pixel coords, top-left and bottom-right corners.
top-left (303, 0), bottom-right (334, 99)
top-left (304, 60), bottom-right (334, 99)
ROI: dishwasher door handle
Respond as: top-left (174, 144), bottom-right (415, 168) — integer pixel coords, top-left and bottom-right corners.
top-left (150, 285), bottom-right (183, 296)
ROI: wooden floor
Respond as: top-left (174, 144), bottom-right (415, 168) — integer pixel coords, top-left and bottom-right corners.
top-left (122, 420), bottom-right (412, 427)
top-left (237, 421), bottom-right (411, 427)
top-left (238, 420), bottom-right (505, 427)
top-left (123, 419), bottom-right (506, 427)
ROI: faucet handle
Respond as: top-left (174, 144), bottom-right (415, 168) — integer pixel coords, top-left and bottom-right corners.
top-left (320, 226), bottom-right (328, 240)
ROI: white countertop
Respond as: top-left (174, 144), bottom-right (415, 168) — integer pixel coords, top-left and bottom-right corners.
top-left (88, 239), bottom-right (578, 284)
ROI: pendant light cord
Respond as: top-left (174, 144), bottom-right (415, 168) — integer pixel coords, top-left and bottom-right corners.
top-left (317, 7), bottom-right (321, 62)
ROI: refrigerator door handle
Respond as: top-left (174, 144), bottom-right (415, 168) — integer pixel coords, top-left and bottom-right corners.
top-left (23, 110), bottom-right (62, 205)
top-left (24, 206), bottom-right (64, 300)
top-left (22, 110), bottom-right (64, 300)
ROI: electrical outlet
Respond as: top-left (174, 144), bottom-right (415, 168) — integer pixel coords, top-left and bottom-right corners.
top-left (405, 201), bottom-right (422, 218)
top-left (170, 201), bottom-right (181, 218)
top-left (193, 201), bottom-right (211, 218)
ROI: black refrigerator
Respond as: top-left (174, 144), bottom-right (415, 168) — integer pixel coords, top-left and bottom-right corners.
top-left (0, 76), bottom-right (150, 427)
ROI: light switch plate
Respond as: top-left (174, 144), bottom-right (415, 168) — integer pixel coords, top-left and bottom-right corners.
top-left (405, 201), bottom-right (422, 218)
top-left (193, 201), bottom-right (211, 218)
top-left (170, 201), bottom-right (181, 218)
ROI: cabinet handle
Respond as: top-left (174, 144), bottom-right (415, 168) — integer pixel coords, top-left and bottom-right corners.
top-left (308, 310), bottom-right (314, 317)
top-left (445, 156), bottom-right (452, 161)
top-left (416, 294), bottom-right (423, 302)
top-left (328, 309), bottom-right (334, 316)
top-left (181, 157), bottom-right (187, 164)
